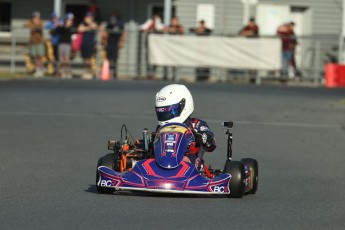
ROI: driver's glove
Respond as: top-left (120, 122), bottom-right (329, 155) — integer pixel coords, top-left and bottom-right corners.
top-left (195, 132), bottom-right (216, 152)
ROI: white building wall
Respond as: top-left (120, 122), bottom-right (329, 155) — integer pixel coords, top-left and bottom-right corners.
top-left (176, 0), bottom-right (342, 35)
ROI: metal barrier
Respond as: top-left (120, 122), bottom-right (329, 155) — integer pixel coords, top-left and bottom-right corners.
top-left (0, 24), bottom-right (340, 84)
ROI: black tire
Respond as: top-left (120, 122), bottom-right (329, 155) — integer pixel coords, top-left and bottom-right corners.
top-left (96, 153), bottom-right (116, 194)
top-left (223, 160), bottom-right (245, 198)
top-left (241, 158), bottom-right (258, 194)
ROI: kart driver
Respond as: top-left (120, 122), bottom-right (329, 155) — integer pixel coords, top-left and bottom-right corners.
top-left (154, 84), bottom-right (216, 166)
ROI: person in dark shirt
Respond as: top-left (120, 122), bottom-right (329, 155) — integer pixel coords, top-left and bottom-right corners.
top-left (277, 23), bottom-right (294, 79)
top-left (155, 84), bottom-right (216, 168)
top-left (78, 12), bottom-right (98, 79)
top-left (239, 17), bottom-right (259, 38)
top-left (102, 12), bottom-right (126, 79)
top-left (56, 13), bottom-right (74, 78)
top-left (190, 20), bottom-right (212, 36)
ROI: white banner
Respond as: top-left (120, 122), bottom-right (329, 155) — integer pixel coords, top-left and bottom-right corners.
top-left (148, 34), bottom-right (282, 70)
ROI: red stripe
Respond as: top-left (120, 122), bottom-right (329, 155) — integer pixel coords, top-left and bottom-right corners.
top-left (142, 159), bottom-right (156, 176)
top-left (176, 161), bottom-right (189, 177)
top-left (202, 163), bottom-right (213, 179)
top-left (192, 118), bottom-right (199, 129)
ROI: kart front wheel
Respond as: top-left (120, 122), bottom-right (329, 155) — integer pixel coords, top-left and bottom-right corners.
top-left (223, 160), bottom-right (245, 198)
top-left (96, 154), bottom-right (116, 194)
top-left (241, 158), bottom-right (258, 194)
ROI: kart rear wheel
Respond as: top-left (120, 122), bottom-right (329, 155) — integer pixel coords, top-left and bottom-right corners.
top-left (241, 158), bottom-right (258, 194)
top-left (223, 160), bottom-right (245, 198)
top-left (96, 153), bottom-right (116, 194)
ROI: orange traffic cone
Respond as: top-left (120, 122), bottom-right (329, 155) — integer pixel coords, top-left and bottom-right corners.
top-left (100, 59), bottom-right (110, 81)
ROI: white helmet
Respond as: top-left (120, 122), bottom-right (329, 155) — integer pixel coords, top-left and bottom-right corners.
top-left (155, 84), bottom-right (194, 125)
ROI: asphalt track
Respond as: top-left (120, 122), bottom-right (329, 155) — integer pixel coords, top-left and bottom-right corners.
top-left (0, 79), bottom-right (345, 230)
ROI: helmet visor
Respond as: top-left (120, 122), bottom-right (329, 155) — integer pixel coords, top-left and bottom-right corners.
top-left (155, 101), bottom-right (184, 122)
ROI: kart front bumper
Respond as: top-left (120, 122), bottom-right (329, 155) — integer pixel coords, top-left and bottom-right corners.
top-left (97, 166), bottom-right (231, 195)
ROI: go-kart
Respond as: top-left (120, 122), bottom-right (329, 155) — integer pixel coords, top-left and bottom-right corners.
top-left (96, 121), bottom-right (258, 197)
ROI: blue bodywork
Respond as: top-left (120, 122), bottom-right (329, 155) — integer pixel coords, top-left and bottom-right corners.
top-left (97, 123), bottom-right (231, 194)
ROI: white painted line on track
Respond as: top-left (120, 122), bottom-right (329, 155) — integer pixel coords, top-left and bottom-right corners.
top-left (0, 111), bottom-right (341, 129)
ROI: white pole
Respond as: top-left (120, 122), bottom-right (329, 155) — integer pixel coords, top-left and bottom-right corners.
top-left (164, 0), bottom-right (172, 26)
top-left (54, 0), bottom-right (61, 17)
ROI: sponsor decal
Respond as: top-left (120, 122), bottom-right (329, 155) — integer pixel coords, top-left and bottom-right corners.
top-left (167, 134), bottom-right (176, 142)
top-left (100, 180), bottom-right (113, 187)
top-left (156, 107), bottom-right (166, 112)
top-left (200, 126), bottom-right (209, 132)
top-left (165, 148), bottom-right (174, 153)
top-left (156, 96), bottom-right (166, 102)
top-left (212, 186), bottom-right (225, 193)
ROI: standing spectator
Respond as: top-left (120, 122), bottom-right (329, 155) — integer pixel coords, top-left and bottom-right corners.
top-left (239, 17), bottom-right (259, 38)
top-left (163, 16), bottom-right (184, 81)
top-left (190, 20), bottom-right (212, 36)
top-left (277, 23), bottom-right (294, 80)
top-left (140, 14), bottom-right (165, 79)
top-left (78, 12), bottom-right (98, 79)
top-left (24, 11), bottom-right (45, 77)
top-left (190, 20), bottom-right (212, 81)
top-left (102, 11), bottom-right (126, 79)
top-left (289, 22), bottom-right (302, 78)
top-left (56, 13), bottom-right (74, 78)
top-left (45, 12), bottom-right (62, 61)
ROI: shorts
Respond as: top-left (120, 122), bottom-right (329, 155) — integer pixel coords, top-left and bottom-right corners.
top-left (81, 42), bottom-right (95, 59)
top-left (58, 43), bottom-right (71, 61)
top-left (106, 45), bottom-right (119, 61)
top-left (30, 43), bottom-right (45, 57)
